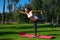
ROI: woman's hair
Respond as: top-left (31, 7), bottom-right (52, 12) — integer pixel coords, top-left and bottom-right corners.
top-left (25, 7), bottom-right (32, 11)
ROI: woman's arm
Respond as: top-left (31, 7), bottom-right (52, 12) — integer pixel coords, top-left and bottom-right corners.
top-left (17, 10), bottom-right (26, 14)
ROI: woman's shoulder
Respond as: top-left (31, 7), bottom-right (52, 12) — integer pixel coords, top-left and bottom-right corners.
top-left (29, 11), bottom-right (33, 13)
top-left (30, 10), bottom-right (32, 13)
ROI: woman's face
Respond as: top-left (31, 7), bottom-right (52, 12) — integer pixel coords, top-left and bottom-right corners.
top-left (25, 8), bottom-right (29, 12)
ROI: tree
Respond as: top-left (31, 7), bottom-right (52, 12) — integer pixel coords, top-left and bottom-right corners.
top-left (13, 0), bottom-right (19, 11)
top-left (7, 0), bottom-right (19, 23)
top-left (56, 0), bottom-right (60, 26)
top-left (2, 0), bottom-right (5, 24)
top-left (7, 0), bottom-right (13, 24)
top-left (48, 0), bottom-right (60, 26)
top-left (13, 0), bottom-right (20, 23)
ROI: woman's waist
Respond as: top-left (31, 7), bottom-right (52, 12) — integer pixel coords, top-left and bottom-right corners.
top-left (28, 16), bottom-right (38, 19)
top-left (28, 16), bottom-right (34, 18)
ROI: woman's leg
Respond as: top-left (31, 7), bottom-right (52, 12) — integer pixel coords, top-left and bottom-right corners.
top-left (33, 21), bottom-right (37, 37)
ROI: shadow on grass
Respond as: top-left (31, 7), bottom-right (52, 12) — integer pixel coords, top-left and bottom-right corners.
top-left (19, 30), bottom-right (59, 34)
top-left (48, 34), bottom-right (60, 36)
top-left (10, 25), bottom-right (56, 29)
top-left (22, 29), bottom-right (60, 33)
top-left (38, 30), bottom-right (60, 32)
top-left (0, 38), bottom-right (14, 40)
top-left (0, 29), bottom-right (60, 35)
top-left (0, 24), bottom-right (56, 29)
top-left (16, 25), bottom-right (55, 29)
top-left (0, 32), bottom-right (18, 35)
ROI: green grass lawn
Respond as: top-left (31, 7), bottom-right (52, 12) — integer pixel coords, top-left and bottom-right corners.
top-left (0, 24), bottom-right (60, 40)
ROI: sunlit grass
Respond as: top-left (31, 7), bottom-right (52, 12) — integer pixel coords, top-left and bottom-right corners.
top-left (0, 24), bottom-right (60, 40)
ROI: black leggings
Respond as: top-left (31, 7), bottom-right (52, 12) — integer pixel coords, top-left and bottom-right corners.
top-left (33, 21), bottom-right (37, 36)
top-left (33, 18), bottom-right (45, 36)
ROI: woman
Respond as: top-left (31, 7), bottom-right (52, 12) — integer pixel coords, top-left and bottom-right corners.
top-left (18, 7), bottom-right (44, 37)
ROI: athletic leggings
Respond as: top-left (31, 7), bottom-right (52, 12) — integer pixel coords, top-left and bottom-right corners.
top-left (33, 21), bottom-right (37, 36)
top-left (33, 17), bottom-right (45, 36)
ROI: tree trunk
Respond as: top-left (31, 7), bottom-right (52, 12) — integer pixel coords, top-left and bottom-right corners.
top-left (14, 2), bottom-right (16, 22)
top-left (57, 15), bottom-right (59, 27)
top-left (2, 0), bottom-right (5, 24)
top-left (52, 19), bottom-right (54, 24)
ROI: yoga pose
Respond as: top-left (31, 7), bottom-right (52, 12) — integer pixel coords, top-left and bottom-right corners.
top-left (17, 7), bottom-right (45, 37)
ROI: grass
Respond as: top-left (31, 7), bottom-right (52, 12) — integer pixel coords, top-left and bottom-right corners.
top-left (0, 24), bottom-right (60, 40)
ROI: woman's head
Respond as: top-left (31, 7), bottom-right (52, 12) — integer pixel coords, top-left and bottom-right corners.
top-left (25, 7), bottom-right (32, 12)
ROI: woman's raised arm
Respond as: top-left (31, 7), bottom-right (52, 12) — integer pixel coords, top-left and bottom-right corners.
top-left (17, 10), bottom-right (26, 14)
top-left (32, 10), bottom-right (42, 13)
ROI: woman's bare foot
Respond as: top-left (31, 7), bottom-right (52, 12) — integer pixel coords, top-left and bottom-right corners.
top-left (33, 35), bottom-right (40, 38)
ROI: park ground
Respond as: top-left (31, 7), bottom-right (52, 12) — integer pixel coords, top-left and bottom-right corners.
top-left (0, 24), bottom-right (60, 40)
